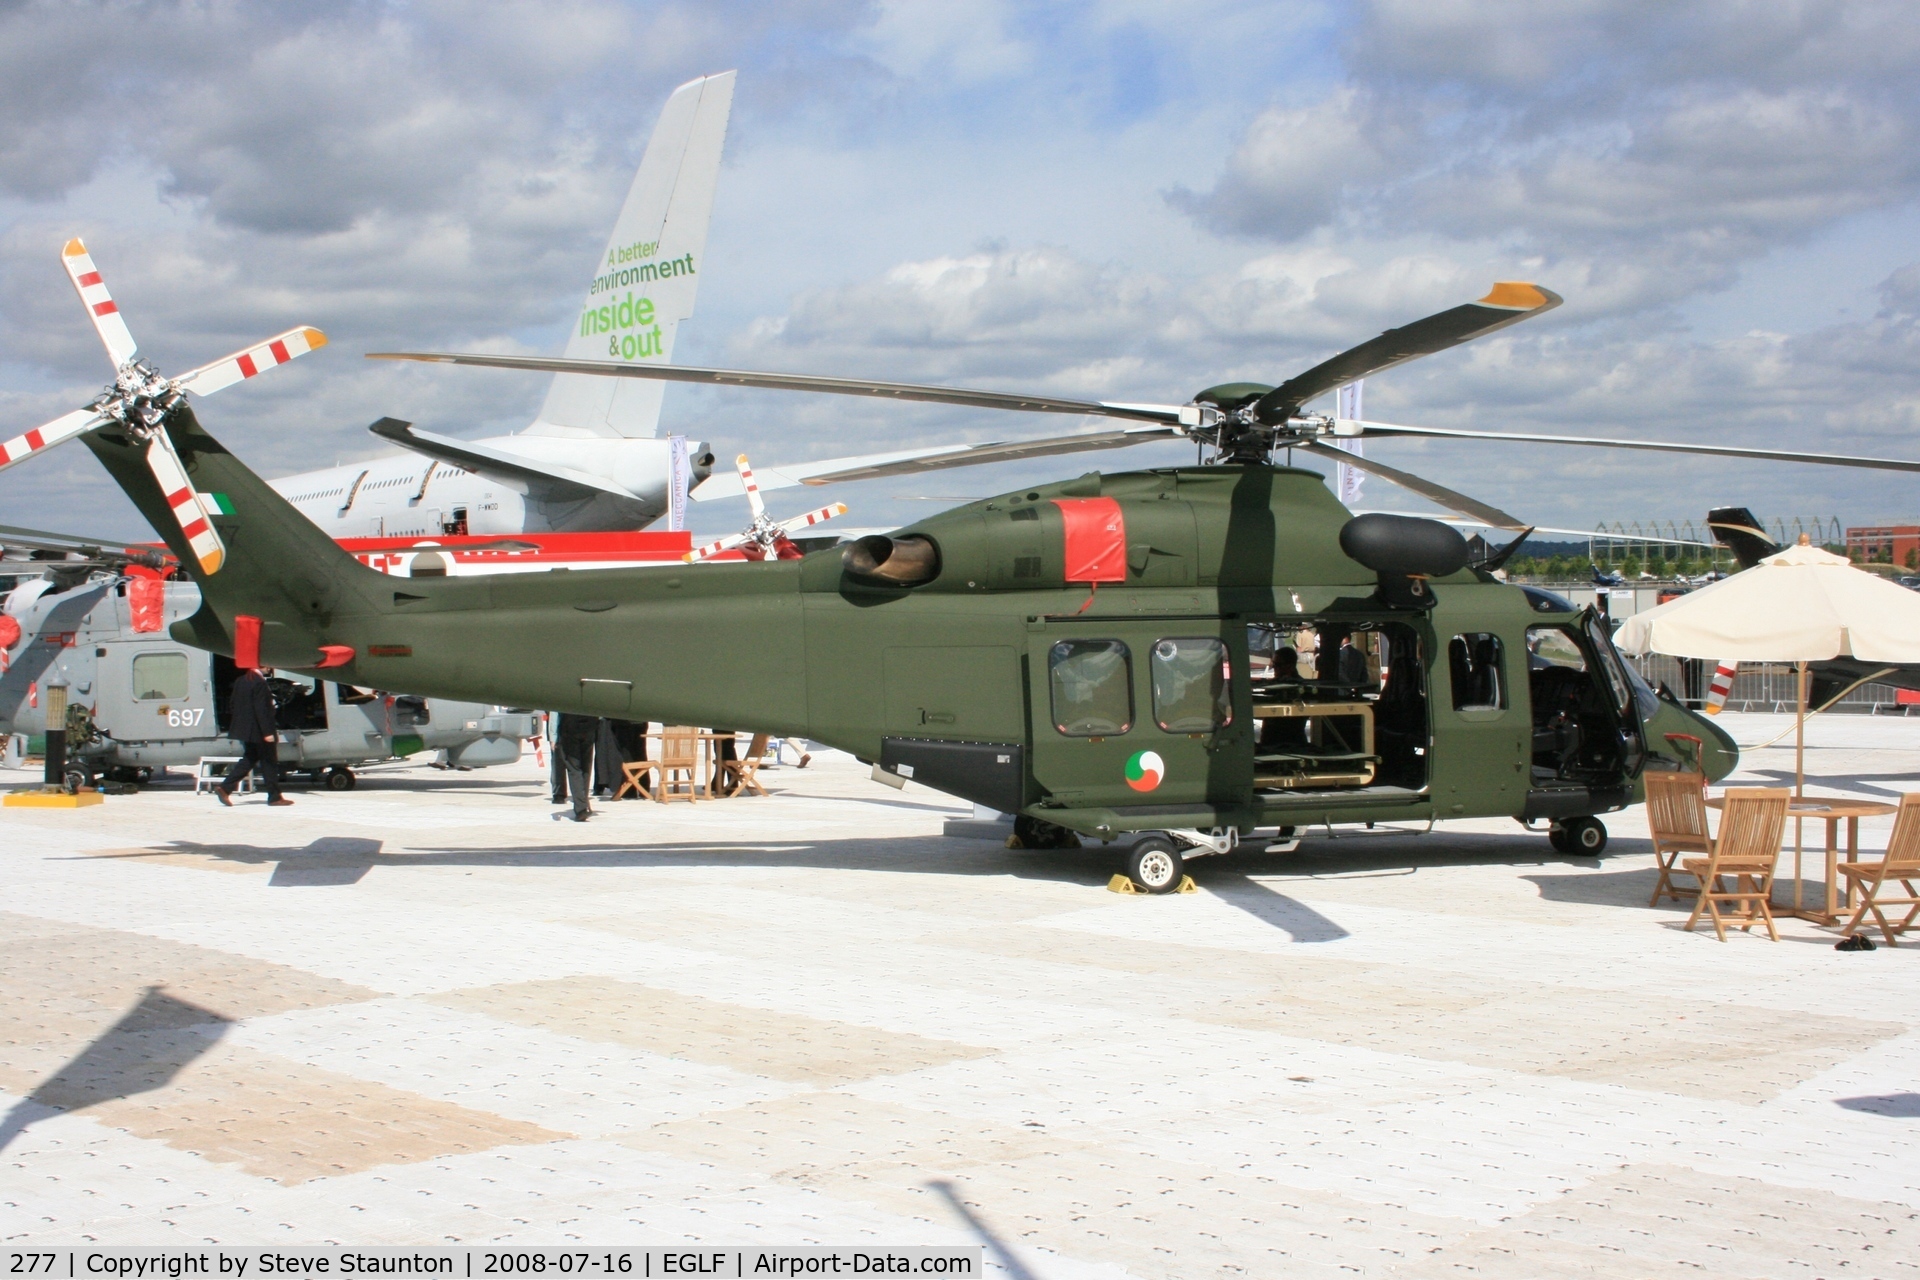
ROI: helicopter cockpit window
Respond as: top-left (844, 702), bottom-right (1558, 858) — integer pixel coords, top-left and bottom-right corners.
top-left (1448, 634), bottom-right (1505, 711)
top-left (1049, 639), bottom-right (1133, 737)
top-left (131, 652), bottom-right (189, 701)
top-left (1527, 628), bottom-right (1586, 672)
top-left (1151, 637), bottom-right (1232, 732)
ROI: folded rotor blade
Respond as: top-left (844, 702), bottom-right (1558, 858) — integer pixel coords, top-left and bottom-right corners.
top-left (776, 501), bottom-right (848, 535)
top-left (0, 407), bottom-right (106, 476)
top-left (368, 351), bottom-right (1193, 426)
top-left (734, 453), bottom-right (766, 522)
top-left (0, 522), bottom-right (169, 567)
top-left (1296, 440), bottom-right (1527, 531)
top-left (685, 531), bottom-right (749, 562)
top-left (692, 424), bottom-right (1181, 500)
top-left (143, 430), bottom-right (225, 575)
top-left (174, 327), bottom-right (328, 397)
top-left (1344, 418), bottom-right (1920, 474)
top-left (1255, 283), bottom-right (1561, 423)
top-left (61, 238), bottom-right (139, 368)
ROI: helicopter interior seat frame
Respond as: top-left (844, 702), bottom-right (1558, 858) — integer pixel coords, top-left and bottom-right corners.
top-left (1246, 618), bottom-right (1429, 796)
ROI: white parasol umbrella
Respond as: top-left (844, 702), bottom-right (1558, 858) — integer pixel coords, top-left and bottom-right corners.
top-left (1616, 538), bottom-right (1920, 796)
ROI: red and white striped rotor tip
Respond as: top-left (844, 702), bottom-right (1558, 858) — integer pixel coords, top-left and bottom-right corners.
top-left (176, 327), bottom-right (328, 397)
top-left (735, 452), bottom-right (766, 521)
top-left (0, 408), bottom-right (105, 477)
top-left (62, 238), bottom-right (138, 368)
top-left (145, 431), bottom-right (226, 575)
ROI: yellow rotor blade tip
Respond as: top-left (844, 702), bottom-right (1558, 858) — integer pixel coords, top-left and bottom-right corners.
top-left (303, 328), bottom-right (328, 348)
top-left (1479, 281), bottom-right (1549, 309)
top-left (63, 237), bottom-right (87, 257)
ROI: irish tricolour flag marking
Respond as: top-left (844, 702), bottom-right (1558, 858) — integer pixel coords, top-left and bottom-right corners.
top-left (1125, 750), bottom-right (1164, 793)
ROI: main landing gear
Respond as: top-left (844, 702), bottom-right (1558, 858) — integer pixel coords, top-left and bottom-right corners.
top-left (323, 766), bottom-right (356, 792)
top-left (1549, 815), bottom-right (1608, 855)
top-left (1125, 836), bottom-right (1185, 893)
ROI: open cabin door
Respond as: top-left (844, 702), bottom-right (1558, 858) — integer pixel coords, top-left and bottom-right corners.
top-left (1583, 607), bottom-right (1646, 777)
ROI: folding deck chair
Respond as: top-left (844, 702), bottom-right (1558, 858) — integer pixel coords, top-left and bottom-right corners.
top-left (1683, 787), bottom-right (1788, 941)
top-left (1838, 791), bottom-right (1920, 946)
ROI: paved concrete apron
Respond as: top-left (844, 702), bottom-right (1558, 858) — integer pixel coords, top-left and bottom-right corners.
top-left (3, 714), bottom-right (1916, 1277)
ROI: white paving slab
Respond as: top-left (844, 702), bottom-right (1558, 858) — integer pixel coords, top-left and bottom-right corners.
top-left (4, 723), bottom-right (1919, 1277)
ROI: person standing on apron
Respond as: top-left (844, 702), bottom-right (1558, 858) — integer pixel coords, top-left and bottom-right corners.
top-left (218, 667), bottom-right (292, 806)
top-left (555, 712), bottom-right (599, 822)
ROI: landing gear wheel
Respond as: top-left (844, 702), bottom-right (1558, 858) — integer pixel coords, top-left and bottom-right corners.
top-left (62, 768), bottom-right (89, 794)
top-left (323, 766), bottom-right (356, 792)
top-left (1126, 836), bottom-right (1185, 894)
top-left (1554, 815), bottom-right (1607, 855)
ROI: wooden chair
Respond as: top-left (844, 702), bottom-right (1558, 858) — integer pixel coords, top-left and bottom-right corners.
top-left (1683, 787), bottom-right (1789, 941)
top-left (654, 726), bottom-right (703, 803)
top-left (719, 733), bottom-right (772, 797)
top-left (1645, 769), bottom-right (1713, 907)
top-left (616, 758), bottom-right (659, 801)
top-left (1837, 791), bottom-right (1920, 946)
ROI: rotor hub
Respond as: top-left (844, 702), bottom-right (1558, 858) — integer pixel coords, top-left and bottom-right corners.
top-left (92, 359), bottom-right (181, 437)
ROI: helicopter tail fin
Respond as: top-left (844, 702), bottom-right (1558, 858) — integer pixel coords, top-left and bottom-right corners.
top-left (81, 406), bottom-right (387, 665)
top-left (1705, 506), bottom-right (1780, 569)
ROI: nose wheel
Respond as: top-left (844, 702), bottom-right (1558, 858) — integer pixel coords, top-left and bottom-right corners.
top-left (323, 766), bottom-right (356, 792)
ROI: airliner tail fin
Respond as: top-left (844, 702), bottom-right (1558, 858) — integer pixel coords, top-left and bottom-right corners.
top-left (530, 70), bottom-right (736, 439)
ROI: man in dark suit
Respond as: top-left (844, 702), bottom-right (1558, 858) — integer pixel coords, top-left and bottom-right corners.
top-left (554, 712), bottom-right (599, 822)
top-left (1336, 632), bottom-right (1372, 688)
top-left (219, 667), bottom-right (291, 806)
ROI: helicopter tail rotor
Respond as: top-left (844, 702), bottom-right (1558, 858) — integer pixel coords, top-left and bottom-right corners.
top-left (3, 239), bottom-right (329, 573)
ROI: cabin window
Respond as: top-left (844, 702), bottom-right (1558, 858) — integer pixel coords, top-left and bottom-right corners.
top-left (1151, 637), bottom-right (1232, 732)
top-left (1049, 639), bottom-right (1133, 736)
top-left (1448, 633), bottom-right (1506, 711)
top-left (131, 652), bottom-right (190, 701)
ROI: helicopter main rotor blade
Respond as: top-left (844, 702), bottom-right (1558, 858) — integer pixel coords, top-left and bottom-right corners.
top-left (1295, 440), bottom-right (1528, 531)
top-left (1254, 283), bottom-right (1562, 424)
top-left (691, 424), bottom-right (1181, 500)
top-left (367, 351), bottom-right (1193, 426)
top-left (1346, 419), bottom-right (1920, 474)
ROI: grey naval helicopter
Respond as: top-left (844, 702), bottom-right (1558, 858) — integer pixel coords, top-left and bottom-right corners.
top-left (1, 525), bottom-right (532, 790)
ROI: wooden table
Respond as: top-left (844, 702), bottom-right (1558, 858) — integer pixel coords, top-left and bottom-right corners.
top-left (1706, 795), bottom-right (1897, 923)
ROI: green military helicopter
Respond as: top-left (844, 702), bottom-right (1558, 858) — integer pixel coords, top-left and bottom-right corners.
top-left (40, 263), bottom-right (1920, 889)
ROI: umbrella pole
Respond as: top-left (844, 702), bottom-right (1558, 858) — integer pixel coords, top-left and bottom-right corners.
top-left (1794, 660), bottom-right (1807, 912)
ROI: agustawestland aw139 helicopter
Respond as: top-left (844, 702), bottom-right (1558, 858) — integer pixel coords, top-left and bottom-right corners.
top-left (26, 244), bottom-right (1920, 889)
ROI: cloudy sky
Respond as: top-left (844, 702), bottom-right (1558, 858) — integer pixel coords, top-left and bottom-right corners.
top-left (3, 0), bottom-right (1919, 542)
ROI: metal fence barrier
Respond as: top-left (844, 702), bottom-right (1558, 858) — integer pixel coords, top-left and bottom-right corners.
top-left (1622, 654), bottom-right (1913, 714)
